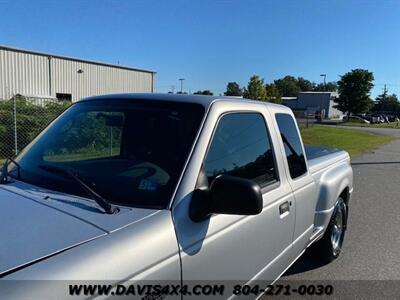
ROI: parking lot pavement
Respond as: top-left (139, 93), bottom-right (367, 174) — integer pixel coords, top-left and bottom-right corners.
top-left (325, 125), bottom-right (400, 138)
top-left (280, 131), bottom-right (400, 282)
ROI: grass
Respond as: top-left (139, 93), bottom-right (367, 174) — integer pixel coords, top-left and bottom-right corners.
top-left (0, 147), bottom-right (120, 165)
top-left (44, 147), bottom-right (121, 162)
top-left (300, 125), bottom-right (395, 157)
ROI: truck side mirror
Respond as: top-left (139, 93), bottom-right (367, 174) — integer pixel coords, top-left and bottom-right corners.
top-left (190, 175), bottom-right (263, 222)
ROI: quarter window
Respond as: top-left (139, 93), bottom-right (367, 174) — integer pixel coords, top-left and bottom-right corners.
top-left (205, 113), bottom-right (278, 187)
top-left (275, 113), bottom-right (307, 179)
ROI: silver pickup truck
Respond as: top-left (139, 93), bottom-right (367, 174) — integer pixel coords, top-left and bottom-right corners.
top-left (0, 94), bottom-right (353, 298)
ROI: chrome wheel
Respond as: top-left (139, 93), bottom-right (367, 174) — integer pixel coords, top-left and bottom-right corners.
top-left (331, 206), bottom-right (344, 252)
top-left (313, 197), bottom-right (347, 263)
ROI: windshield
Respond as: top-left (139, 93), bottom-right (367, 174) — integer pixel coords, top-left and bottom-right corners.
top-left (12, 99), bottom-right (205, 209)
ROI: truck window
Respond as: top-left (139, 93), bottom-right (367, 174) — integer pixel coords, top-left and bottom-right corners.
top-left (43, 111), bottom-right (124, 162)
top-left (205, 113), bottom-right (278, 187)
top-left (275, 113), bottom-right (307, 179)
top-left (12, 100), bottom-right (205, 209)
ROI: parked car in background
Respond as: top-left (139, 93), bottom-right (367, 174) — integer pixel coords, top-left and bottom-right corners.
top-left (379, 115), bottom-right (388, 123)
top-left (0, 94), bottom-right (353, 299)
top-left (364, 114), bottom-right (381, 124)
top-left (387, 115), bottom-right (400, 122)
top-left (348, 116), bottom-right (370, 124)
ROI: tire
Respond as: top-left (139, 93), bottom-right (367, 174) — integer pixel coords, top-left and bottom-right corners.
top-left (312, 197), bottom-right (347, 263)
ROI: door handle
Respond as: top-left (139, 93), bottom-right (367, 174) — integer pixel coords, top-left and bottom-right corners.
top-left (279, 201), bottom-right (290, 215)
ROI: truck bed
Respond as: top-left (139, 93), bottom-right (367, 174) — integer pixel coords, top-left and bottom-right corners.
top-left (305, 146), bottom-right (350, 175)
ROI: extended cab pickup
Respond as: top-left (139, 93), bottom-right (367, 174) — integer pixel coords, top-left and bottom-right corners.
top-left (0, 94), bottom-right (353, 298)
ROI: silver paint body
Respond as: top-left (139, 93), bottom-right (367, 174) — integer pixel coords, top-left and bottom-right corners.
top-left (0, 94), bottom-right (353, 298)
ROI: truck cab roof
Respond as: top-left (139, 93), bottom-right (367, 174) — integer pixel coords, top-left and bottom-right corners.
top-left (81, 93), bottom-right (291, 113)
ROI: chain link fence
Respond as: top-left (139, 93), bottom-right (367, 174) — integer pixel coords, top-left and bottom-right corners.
top-left (0, 95), bottom-right (71, 164)
top-left (292, 110), bottom-right (316, 129)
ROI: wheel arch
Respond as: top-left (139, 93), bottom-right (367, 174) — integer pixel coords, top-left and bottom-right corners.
top-left (315, 162), bottom-right (353, 212)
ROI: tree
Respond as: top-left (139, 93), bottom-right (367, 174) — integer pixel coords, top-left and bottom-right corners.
top-left (385, 94), bottom-right (400, 112)
top-left (375, 87), bottom-right (399, 113)
top-left (265, 83), bottom-right (282, 103)
top-left (375, 85), bottom-right (389, 106)
top-left (224, 82), bottom-right (243, 96)
top-left (297, 77), bottom-right (315, 92)
top-left (274, 76), bottom-right (301, 96)
top-left (379, 94), bottom-right (399, 113)
top-left (193, 90), bottom-right (213, 95)
top-left (273, 75), bottom-right (338, 95)
top-left (243, 75), bottom-right (266, 100)
top-left (334, 69), bottom-right (374, 118)
top-left (314, 81), bottom-right (338, 92)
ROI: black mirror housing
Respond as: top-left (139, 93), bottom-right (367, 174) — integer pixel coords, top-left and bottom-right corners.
top-left (209, 175), bottom-right (263, 215)
top-left (190, 175), bottom-right (263, 222)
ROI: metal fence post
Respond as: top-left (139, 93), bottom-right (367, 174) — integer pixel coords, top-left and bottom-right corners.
top-left (306, 112), bottom-right (309, 128)
top-left (110, 127), bottom-right (113, 156)
top-left (13, 96), bottom-right (18, 156)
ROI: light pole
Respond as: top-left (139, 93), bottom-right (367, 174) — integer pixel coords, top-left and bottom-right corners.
top-left (320, 74), bottom-right (326, 91)
top-left (179, 78), bottom-right (185, 94)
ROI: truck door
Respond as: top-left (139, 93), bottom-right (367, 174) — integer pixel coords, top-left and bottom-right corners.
top-left (273, 113), bottom-right (318, 259)
top-left (172, 106), bottom-right (296, 296)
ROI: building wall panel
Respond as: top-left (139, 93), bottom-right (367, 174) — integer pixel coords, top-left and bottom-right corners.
top-left (51, 57), bottom-right (153, 101)
top-left (0, 49), bottom-right (49, 99)
top-left (0, 47), bottom-right (154, 102)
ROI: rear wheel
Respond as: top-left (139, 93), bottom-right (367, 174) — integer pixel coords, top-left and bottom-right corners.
top-left (313, 197), bottom-right (347, 263)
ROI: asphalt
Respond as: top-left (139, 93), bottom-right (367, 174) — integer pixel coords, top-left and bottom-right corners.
top-left (325, 124), bottom-right (400, 138)
top-left (263, 126), bottom-right (400, 299)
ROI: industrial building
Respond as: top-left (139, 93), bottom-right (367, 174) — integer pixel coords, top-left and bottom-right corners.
top-left (283, 91), bottom-right (343, 119)
top-left (0, 45), bottom-right (156, 102)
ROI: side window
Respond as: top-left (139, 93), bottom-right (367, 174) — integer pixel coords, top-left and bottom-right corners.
top-left (275, 113), bottom-right (307, 179)
top-left (205, 113), bottom-right (278, 187)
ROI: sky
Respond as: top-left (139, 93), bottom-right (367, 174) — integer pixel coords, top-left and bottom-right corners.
top-left (0, 0), bottom-right (399, 97)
